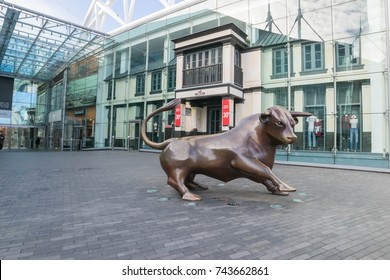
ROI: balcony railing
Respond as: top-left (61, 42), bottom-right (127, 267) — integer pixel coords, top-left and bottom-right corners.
top-left (183, 64), bottom-right (222, 87)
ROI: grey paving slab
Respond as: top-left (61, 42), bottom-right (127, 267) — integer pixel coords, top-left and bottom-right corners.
top-left (0, 150), bottom-right (389, 260)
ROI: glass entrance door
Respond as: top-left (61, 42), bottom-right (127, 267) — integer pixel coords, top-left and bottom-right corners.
top-left (8, 127), bottom-right (31, 149)
top-left (73, 126), bottom-right (84, 150)
top-left (208, 107), bottom-right (221, 134)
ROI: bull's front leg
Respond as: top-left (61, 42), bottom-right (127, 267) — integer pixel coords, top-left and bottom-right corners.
top-left (263, 179), bottom-right (296, 196)
top-left (231, 156), bottom-right (296, 195)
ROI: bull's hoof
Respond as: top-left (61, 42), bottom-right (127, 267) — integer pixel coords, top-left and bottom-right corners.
top-left (279, 183), bottom-right (296, 192)
top-left (182, 192), bottom-right (202, 201)
top-left (271, 190), bottom-right (289, 196)
top-left (279, 187), bottom-right (296, 192)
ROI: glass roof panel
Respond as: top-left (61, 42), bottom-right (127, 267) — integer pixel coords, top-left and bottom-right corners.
top-left (0, 1), bottom-right (111, 82)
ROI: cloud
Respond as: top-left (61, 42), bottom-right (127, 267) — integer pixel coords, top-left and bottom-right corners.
top-left (6, 0), bottom-right (90, 25)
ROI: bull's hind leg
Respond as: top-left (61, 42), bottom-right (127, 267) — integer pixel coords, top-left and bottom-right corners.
top-left (167, 171), bottom-right (202, 201)
top-left (185, 173), bottom-right (209, 190)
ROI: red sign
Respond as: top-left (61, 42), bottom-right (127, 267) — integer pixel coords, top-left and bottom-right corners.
top-left (222, 99), bottom-right (230, 126)
top-left (175, 104), bottom-right (181, 127)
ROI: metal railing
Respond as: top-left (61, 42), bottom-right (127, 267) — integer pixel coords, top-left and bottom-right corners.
top-left (183, 64), bottom-right (222, 87)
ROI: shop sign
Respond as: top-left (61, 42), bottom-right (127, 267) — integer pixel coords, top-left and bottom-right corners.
top-left (175, 104), bottom-right (181, 127)
top-left (48, 109), bottom-right (62, 122)
top-left (222, 99), bottom-right (230, 126)
top-left (195, 90), bottom-right (206, 96)
top-left (74, 109), bottom-right (85, 116)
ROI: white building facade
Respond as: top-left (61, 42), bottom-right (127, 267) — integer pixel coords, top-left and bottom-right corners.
top-left (94, 0), bottom-right (390, 169)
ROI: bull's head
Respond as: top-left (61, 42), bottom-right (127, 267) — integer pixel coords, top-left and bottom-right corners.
top-left (260, 106), bottom-right (312, 145)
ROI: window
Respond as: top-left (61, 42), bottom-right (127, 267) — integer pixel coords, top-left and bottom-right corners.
top-left (151, 71), bottom-right (162, 93)
top-left (51, 83), bottom-right (63, 111)
top-left (273, 48), bottom-right (288, 76)
top-left (336, 42), bottom-right (360, 69)
top-left (183, 46), bottom-right (223, 87)
top-left (115, 49), bottom-right (129, 76)
top-left (107, 80), bottom-right (113, 100)
top-left (148, 37), bottom-right (164, 70)
top-left (105, 54), bottom-right (113, 79)
top-left (304, 85), bottom-right (325, 106)
top-left (302, 43), bottom-right (324, 71)
top-left (135, 74), bottom-right (145, 96)
top-left (168, 67), bottom-right (176, 90)
top-left (235, 49), bottom-right (241, 67)
top-left (234, 48), bottom-right (243, 86)
top-left (185, 54), bottom-right (191, 69)
top-left (303, 85), bottom-right (326, 151)
top-left (130, 42), bottom-right (146, 74)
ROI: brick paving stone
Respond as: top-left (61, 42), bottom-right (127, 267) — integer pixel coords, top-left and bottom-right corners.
top-left (0, 150), bottom-right (390, 259)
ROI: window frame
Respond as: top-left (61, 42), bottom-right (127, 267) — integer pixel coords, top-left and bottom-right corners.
top-left (167, 67), bottom-right (176, 91)
top-left (302, 42), bottom-right (324, 72)
top-left (135, 74), bottom-right (145, 96)
top-left (335, 42), bottom-right (363, 71)
top-left (151, 71), bottom-right (162, 94)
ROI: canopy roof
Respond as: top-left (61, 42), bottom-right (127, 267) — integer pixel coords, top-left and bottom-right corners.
top-left (0, 1), bottom-right (110, 82)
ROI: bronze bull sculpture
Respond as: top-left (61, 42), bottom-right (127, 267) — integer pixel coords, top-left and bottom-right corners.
top-left (141, 99), bottom-right (311, 201)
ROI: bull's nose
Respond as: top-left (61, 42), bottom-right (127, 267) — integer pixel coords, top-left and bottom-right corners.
top-left (287, 135), bottom-right (297, 143)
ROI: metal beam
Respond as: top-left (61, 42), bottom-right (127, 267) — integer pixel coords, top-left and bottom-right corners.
top-left (0, 9), bottom-right (20, 63)
top-left (83, 0), bottom-right (181, 32)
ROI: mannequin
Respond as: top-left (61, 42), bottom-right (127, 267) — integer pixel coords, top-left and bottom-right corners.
top-left (306, 115), bottom-right (317, 149)
top-left (349, 115), bottom-right (358, 151)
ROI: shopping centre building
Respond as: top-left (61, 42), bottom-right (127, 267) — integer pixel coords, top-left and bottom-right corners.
top-left (1, 0), bottom-right (390, 170)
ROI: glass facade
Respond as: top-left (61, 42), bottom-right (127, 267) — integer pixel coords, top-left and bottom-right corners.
top-left (0, 79), bottom-right (46, 150)
top-left (1, 0), bottom-right (389, 170)
top-left (256, 0), bottom-right (389, 169)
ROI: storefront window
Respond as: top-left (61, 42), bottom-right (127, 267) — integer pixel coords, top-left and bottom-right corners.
top-left (337, 81), bottom-right (362, 152)
top-left (303, 85), bottom-right (326, 151)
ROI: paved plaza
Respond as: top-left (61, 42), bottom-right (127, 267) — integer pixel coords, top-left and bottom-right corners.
top-left (0, 150), bottom-right (389, 260)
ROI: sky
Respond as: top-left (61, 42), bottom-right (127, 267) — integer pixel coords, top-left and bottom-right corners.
top-left (5, 0), bottom-right (185, 33)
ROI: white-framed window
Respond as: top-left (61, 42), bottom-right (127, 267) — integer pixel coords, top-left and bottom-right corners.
top-left (302, 42), bottom-right (324, 71)
top-left (336, 42), bottom-right (360, 68)
top-left (135, 74), bottom-right (145, 96)
top-left (151, 71), bottom-right (162, 93)
top-left (168, 67), bottom-right (176, 90)
top-left (273, 48), bottom-right (288, 76)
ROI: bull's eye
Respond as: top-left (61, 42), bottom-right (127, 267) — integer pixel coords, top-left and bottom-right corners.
top-left (275, 121), bottom-right (284, 127)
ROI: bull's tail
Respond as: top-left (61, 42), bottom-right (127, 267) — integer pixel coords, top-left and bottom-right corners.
top-left (141, 98), bottom-right (181, 150)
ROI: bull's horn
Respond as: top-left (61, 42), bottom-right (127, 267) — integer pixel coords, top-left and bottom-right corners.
top-left (260, 108), bottom-right (272, 123)
top-left (290, 111), bottom-right (312, 117)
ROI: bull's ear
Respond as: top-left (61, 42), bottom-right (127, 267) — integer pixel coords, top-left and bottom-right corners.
top-left (290, 111), bottom-right (312, 117)
top-left (293, 117), bottom-right (299, 124)
top-left (260, 109), bottom-right (272, 124)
